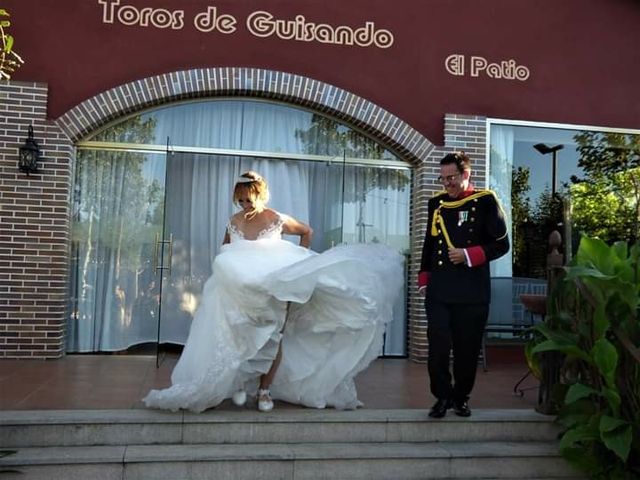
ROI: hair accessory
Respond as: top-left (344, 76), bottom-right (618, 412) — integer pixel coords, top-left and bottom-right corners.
top-left (236, 175), bottom-right (259, 184)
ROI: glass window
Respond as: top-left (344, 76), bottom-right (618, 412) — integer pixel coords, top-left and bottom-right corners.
top-left (488, 122), bottom-right (640, 330)
top-left (88, 99), bottom-right (398, 161)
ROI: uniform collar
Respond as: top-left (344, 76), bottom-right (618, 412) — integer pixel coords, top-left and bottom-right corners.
top-left (447, 183), bottom-right (475, 200)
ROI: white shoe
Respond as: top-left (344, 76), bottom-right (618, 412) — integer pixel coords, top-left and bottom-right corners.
top-left (231, 390), bottom-right (247, 407)
top-left (257, 389), bottom-right (274, 412)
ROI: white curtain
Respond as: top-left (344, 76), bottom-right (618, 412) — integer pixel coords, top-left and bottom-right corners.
top-left (489, 125), bottom-right (514, 277)
top-left (488, 125), bottom-right (514, 326)
top-left (147, 101), bottom-right (243, 149)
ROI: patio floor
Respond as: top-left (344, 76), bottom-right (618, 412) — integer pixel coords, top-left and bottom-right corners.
top-left (0, 344), bottom-right (540, 411)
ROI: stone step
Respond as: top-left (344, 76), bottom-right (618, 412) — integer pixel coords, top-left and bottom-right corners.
top-left (0, 441), bottom-right (584, 480)
top-left (0, 409), bottom-right (560, 448)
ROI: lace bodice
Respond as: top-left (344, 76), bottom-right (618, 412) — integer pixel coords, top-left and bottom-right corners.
top-left (227, 213), bottom-right (287, 242)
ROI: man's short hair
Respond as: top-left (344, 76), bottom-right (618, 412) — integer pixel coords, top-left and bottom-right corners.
top-left (440, 151), bottom-right (471, 173)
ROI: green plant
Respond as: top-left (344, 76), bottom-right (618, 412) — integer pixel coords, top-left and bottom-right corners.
top-left (527, 236), bottom-right (640, 479)
top-left (1, 8), bottom-right (25, 80)
top-left (573, 132), bottom-right (640, 243)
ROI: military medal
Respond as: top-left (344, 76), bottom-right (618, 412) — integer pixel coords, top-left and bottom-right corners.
top-left (458, 211), bottom-right (468, 226)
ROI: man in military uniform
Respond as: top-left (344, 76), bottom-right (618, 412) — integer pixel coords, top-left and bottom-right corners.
top-left (418, 151), bottom-right (509, 418)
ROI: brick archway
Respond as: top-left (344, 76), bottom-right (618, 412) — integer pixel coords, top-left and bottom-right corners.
top-left (54, 68), bottom-right (443, 361)
top-left (55, 67), bottom-right (492, 364)
top-left (55, 68), bottom-right (435, 165)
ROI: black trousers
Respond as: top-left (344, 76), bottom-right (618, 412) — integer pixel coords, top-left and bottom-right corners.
top-left (425, 299), bottom-right (488, 403)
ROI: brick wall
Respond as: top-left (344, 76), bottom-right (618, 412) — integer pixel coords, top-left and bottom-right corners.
top-left (0, 81), bottom-right (72, 358)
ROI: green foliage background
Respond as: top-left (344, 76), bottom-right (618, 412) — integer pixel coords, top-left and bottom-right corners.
top-left (527, 237), bottom-right (640, 479)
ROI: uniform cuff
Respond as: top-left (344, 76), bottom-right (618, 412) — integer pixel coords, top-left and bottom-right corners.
top-left (418, 271), bottom-right (430, 287)
top-left (466, 246), bottom-right (486, 267)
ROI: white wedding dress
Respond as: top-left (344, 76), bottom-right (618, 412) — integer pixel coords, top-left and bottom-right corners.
top-left (143, 213), bottom-right (404, 412)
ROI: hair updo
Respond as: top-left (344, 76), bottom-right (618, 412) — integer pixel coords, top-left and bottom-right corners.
top-left (233, 171), bottom-right (270, 215)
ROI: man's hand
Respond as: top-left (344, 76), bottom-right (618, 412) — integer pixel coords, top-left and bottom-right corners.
top-left (448, 247), bottom-right (466, 265)
top-left (418, 285), bottom-right (427, 297)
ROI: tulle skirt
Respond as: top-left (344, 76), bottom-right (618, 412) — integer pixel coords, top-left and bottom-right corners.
top-left (143, 239), bottom-right (404, 412)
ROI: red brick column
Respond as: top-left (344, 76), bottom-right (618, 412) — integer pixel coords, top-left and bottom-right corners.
top-left (0, 81), bottom-right (72, 358)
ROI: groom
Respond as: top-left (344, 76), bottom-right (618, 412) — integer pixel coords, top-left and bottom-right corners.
top-left (418, 151), bottom-right (509, 418)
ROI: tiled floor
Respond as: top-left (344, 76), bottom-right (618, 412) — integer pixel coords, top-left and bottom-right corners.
top-left (0, 345), bottom-right (539, 411)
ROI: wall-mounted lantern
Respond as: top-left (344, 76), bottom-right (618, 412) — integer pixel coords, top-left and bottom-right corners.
top-left (18, 125), bottom-right (41, 175)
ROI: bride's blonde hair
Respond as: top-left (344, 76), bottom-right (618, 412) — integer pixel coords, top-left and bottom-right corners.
top-left (233, 171), bottom-right (269, 218)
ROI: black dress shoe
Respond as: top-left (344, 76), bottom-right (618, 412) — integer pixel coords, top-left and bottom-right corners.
top-left (428, 398), bottom-right (451, 418)
top-left (453, 400), bottom-right (471, 417)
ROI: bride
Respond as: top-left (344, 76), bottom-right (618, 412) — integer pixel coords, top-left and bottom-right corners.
top-left (143, 171), bottom-right (404, 413)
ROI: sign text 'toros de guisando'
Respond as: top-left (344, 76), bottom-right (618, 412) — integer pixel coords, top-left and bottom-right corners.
top-left (98, 0), bottom-right (395, 49)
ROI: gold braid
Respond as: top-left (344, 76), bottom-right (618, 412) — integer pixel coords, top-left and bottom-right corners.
top-left (430, 191), bottom-right (502, 249)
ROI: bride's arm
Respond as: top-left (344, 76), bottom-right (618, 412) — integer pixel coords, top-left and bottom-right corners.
top-left (282, 216), bottom-right (313, 248)
top-left (222, 218), bottom-right (233, 245)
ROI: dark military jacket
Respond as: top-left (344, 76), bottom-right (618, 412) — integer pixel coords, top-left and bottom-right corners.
top-left (419, 189), bottom-right (509, 304)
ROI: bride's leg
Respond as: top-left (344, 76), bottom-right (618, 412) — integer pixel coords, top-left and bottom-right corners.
top-left (257, 302), bottom-right (289, 411)
top-left (257, 339), bottom-right (280, 412)
top-left (259, 343), bottom-right (282, 390)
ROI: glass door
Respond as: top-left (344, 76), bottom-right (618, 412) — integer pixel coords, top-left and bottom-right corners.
top-left (69, 147), bottom-right (408, 358)
top-left (68, 149), bottom-right (167, 352)
top-left (155, 151), bottom-right (237, 354)
top-left (157, 151), bottom-right (409, 357)
top-left (339, 165), bottom-right (410, 356)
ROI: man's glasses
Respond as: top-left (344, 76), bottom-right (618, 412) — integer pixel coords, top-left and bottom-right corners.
top-left (437, 173), bottom-right (461, 185)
